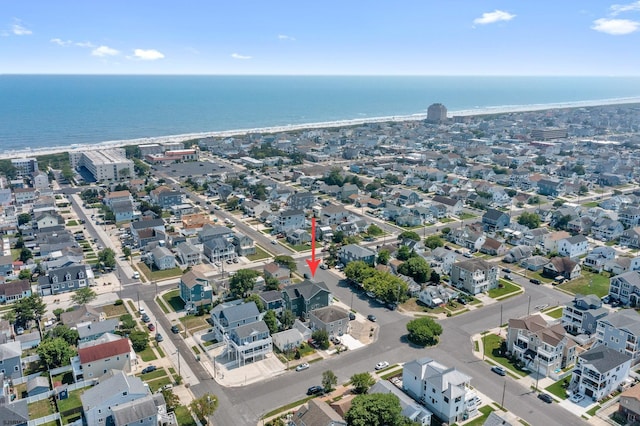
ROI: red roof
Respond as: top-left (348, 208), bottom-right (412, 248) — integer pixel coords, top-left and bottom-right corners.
top-left (78, 338), bottom-right (130, 364)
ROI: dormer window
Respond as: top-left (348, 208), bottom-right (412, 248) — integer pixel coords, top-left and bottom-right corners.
top-left (65, 273), bottom-right (71, 281)
top-left (79, 271), bottom-right (85, 279)
top-left (52, 275), bottom-right (58, 283)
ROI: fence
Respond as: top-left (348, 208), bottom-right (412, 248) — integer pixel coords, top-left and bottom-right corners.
top-left (28, 413), bottom-right (60, 426)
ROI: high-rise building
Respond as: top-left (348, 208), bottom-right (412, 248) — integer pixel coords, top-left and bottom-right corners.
top-left (70, 149), bottom-right (134, 182)
top-left (427, 103), bottom-right (447, 123)
top-left (11, 157), bottom-right (38, 176)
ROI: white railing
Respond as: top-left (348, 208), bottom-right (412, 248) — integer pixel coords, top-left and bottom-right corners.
top-left (28, 413), bottom-right (60, 426)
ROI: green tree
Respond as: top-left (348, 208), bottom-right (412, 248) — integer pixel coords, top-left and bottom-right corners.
top-left (37, 337), bottom-right (76, 368)
top-left (572, 164), bottom-right (586, 175)
top-left (189, 393), bottom-right (219, 425)
top-left (273, 255), bottom-right (296, 272)
top-left (579, 185), bottom-right (589, 195)
top-left (71, 287), bottom-right (98, 305)
top-left (2, 310), bottom-right (16, 325)
top-left (129, 330), bottom-right (149, 352)
top-left (122, 246), bottom-right (132, 260)
top-left (119, 314), bottom-right (136, 332)
top-left (406, 317), bottom-right (443, 346)
top-left (47, 325), bottom-right (79, 346)
top-left (396, 245), bottom-right (413, 261)
top-left (0, 160), bottom-right (18, 179)
top-left (517, 212), bottom-right (541, 229)
top-left (345, 393), bottom-right (403, 426)
top-left (424, 235), bottom-right (444, 249)
top-left (344, 261), bottom-right (376, 284)
top-left (18, 269), bottom-right (32, 280)
top-left (161, 388), bottom-right (181, 412)
top-left (350, 372), bottom-right (375, 394)
top-left (555, 214), bottom-right (573, 230)
top-left (441, 227), bottom-right (451, 235)
top-left (429, 271), bottom-right (441, 283)
top-left (52, 308), bottom-right (65, 321)
top-left (61, 165), bottom-right (74, 182)
top-left (553, 199), bottom-right (565, 207)
top-left (264, 275), bottom-right (281, 291)
top-left (263, 310), bottom-right (278, 334)
top-left (332, 230), bottom-right (345, 244)
top-left (377, 249), bottom-right (390, 265)
top-left (324, 168), bottom-right (345, 186)
top-left (367, 224), bottom-right (383, 236)
top-left (384, 174), bottom-right (400, 185)
top-left (13, 294), bottom-right (46, 326)
top-left (397, 257), bottom-right (430, 283)
top-left (312, 329), bottom-right (330, 350)
top-left (17, 213), bottom-right (32, 226)
top-left (322, 370), bottom-right (338, 392)
top-left (98, 248), bottom-right (116, 268)
top-left (279, 309), bottom-right (295, 330)
top-left (229, 269), bottom-right (260, 297)
top-left (244, 294), bottom-right (265, 312)
top-left (19, 248), bottom-right (33, 262)
top-left (398, 230), bottom-right (421, 242)
top-left (226, 196), bottom-right (240, 211)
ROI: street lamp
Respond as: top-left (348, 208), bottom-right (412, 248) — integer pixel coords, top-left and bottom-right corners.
top-left (175, 348), bottom-right (181, 384)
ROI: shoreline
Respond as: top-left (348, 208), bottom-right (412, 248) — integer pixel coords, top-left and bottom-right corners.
top-left (2, 96), bottom-right (640, 160)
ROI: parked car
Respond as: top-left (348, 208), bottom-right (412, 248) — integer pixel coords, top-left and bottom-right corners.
top-left (491, 366), bottom-right (506, 376)
top-left (147, 323), bottom-right (155, 331)
top-left (570, 393), bottom-right (585, 403)
top-left (386, 302), bottom-right (397, 311)
top-left (155, 333), bottom-right (163, 342)
top-left (375, 361), bottom-right (389, 370)
top-left (320, 263), bottom-right (328, 269)
top-left (330, 336), bottom-right (341, 345)
top-left (132, 272), bottom-right (140, 279)
top-left (367, 314), bottom-right (377, 322)
top-left (365, 291), bottom-right (376, 298)
top-left (141, 365), bottom-right (157, 374)
top-left (349, 312), bottom-right (356, 321)
top-left (306, 385), bottom-right (324, 395)
top-left (141, 315), bottom-right (151, 323)
top-left (304, 273), bottom-right (311, 279)
top-left (296, 363), bottom-right (310, 372)
top-left (529, 278), bottom-right (541, 285)
top-left (171, 325), bottom-right (180, 334)
top-left (502, 268), bottom-right (511, 273)
top-left (233, 258), bottom-right (238, 263)
top-left (457, 297), bottom-right (467, 305)
top-left (538, 393), bottom-right (553, 403)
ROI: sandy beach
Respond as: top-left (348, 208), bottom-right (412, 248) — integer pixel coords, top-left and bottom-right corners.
top-left (2, 96), bottom-right (639, 161)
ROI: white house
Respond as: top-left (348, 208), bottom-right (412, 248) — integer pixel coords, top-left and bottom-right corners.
top-left (402, 357), bottom-right (480, 424)
top-left (558, 235), bottom-right (590, 258)
top-left (569, 346), bottom-right (631, 401)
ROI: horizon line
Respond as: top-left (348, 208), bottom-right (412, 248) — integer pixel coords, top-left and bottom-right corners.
top-left (2, 73), bottom-right (640, 78)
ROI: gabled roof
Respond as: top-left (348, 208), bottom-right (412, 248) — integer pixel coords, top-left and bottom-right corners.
top-left (0, 341), bottom-right (21, 361)
top-left (579, 345), bottom-right (631, 374)
top-left (0, 279), bottom-right (30, 297)
top-left (293, 398), bottom-right (346, 426)
top-left (453, 258), bottom-right (495, 272)
top-left (282, 280), bottom-right (330, 301)
top-left (81, 369), bottom-right (149, 411)
top-left (310, 306), bottom-right (349, 324)
top-left (78, 335), bottom-right (130, 364)
top-left (232, 320), bottom-right (269, 339)
top-left (77, 319), bottom-right (118, 339)
top-left (60, 305), bottom-right (102, 326)
top-left (180, 270), bottom-right (209, 289)
top-left (112, 394), bottom-right (161, 425)
top-left (213, 301), bottom-right (259, 324)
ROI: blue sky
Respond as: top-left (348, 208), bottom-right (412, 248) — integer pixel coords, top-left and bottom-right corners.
top-left (2, 1), bottom-right (640, 75)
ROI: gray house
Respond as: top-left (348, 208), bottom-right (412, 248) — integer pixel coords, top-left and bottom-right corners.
top-left (308, 306), bottom-right (350, 337)
top-left (0, 341), bottom-right (22, 379)
top-left (37, 264), bottom-right (94, 296)
top-left (338, 244), bottom-right (376, 266)
top-left (562, 294), bottom-right (608, 336)
top-left (482, 208), bottom-right (510, 232)
top-left (151, 246), bottom-right (176, 271)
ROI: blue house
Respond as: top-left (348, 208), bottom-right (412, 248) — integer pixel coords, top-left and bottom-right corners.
top-left (0, 341), bottom-right (23, 379)
top-left (482, 208), bottom-right (511, 232)
top-left (180, 270), bottom-right (214, 313)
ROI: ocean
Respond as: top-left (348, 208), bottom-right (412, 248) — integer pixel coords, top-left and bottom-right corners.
top-left (2, 75), bottom-right (640, 154)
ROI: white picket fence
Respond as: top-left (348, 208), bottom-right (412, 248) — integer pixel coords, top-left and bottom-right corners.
top-left (28, 413), bottom-right (60, 426)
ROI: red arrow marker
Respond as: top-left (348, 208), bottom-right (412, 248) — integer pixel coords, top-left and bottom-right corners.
top-left (306, 217), bottom-right (321, 277)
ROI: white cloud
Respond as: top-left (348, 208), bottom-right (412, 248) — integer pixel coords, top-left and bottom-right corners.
top-left (132, 49), bottom-right (165, 60)
top-left (611, 1), bottom-right (640, 16)
top-left (75, 41), bottom-right (95, 48)
top-left (92, 45), bottom-right (120, 57)
top-left (473, 10), bottom-right (516, 25)
top-left (4, 18), bottom-right (32, 36)
top-left (231, 53), bottom-right (251, 60)
top-left (278, 34), bottom-right (296, 41)
top-left (50, 38), bottom-right (72, 46)
top-left (592, 18), bottom-right (640, 34)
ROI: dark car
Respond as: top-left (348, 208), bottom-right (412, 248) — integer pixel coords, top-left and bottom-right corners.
top-left (457, 297), bottom-right (467, 305)
top-left (155, 333), bottom-right (163, 342)
top-left (349, 312), bottom-right (356, 321)
top-left (141, 314), bottom-right (151, 323)
top-left (538, 393), bottom-right (553, 403)
top-left (386, 303), bottom-right (397, 311)
top-left (141, 365), bottom-right (157, 374)
top-left (306, 385), bottom-right (324, 396)
top-left (147, 323), bottom-right (155, 331)
top-left (367, 314), bottom-right (377, 322)
top-left (530, 278), bottom-right (541, 285)
top-left (502, 268), bottom-right (511, 273)
top-left (171, 325), bottom-right (180, 334)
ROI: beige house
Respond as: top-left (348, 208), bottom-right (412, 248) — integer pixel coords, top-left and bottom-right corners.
top-left (308, 306), bottom-right (350, 338)
top-left (73, 333), bottom-right (134, 381)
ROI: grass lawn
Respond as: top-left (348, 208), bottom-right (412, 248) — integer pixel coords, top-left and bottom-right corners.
top-left (583, 201), bottom-right (599, 208)
top-left (285, 242), bottom-right (311, 252)
top-left (246, 245), bottom-right (272, 261)
top-left (66, 220), bottom-right (78, 226)
top-left (264, 396), bottom-right (315, 418)
top-left (544, 307), bottom-right (564, 319)
top-left (57, 389), bottom-right (83, 413)
top-left (399, 297), bottom-right (445, 314)
top-left (466, 405), bottom-right (495, 426)
top-left (175, 406), bottom-right (197, 426)
top-left (29, 399), bottom-right (55, 418)
top-left (439, 217), bottom-right (455, 223)
top-left (488, 280), bottom-right (522, 299)
top-left (545, 376), bottom-right (571, 399)
top-left (155, 344), bottom-right (165, 357)
top-left (147, 376), bottom-right (172, 393)
top-left (51, 371), bottom-right (74, 386)
top-left (137, 262), bottom-right (183, 281)
top-left (101, 303), bottom-right (127, 318)
top-left (162, 289), bottom-right (185, 312)
top-left (179, 314), bottom-right (210, 333)
top-left (587, 404), bottom-right (601, 416)
top-left (139, 368), bottom-right (167, 381)
top-left (482, 333), bottom-right (527, 378)
top-left (558, 271), bottom-right (611, 298)
top-left (138, 346), bottom-right (158, 362)
top-left (458, 212), bottom-right (477, 220)
top-left (156, 296), bottom-right (170, 314)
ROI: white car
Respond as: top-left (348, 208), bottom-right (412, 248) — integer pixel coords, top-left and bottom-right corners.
top-left (570, 393), bottom-right (585, 403)
top-left (375, 361), bottom-right (389, 370)
top-left (296, 363), bottom-right (310, 371)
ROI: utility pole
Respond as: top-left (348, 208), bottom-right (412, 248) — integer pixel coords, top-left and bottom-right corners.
top-left (527, 295), bottom-right (531, 316)
top-left (499, 304), bottom-right (503, 331)
top-left (501, 380), bottom-right (506, 408)
top-left (176, 348), bottom-right (181, 383)
top-left (535, 351), bottom-right (540, 392)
